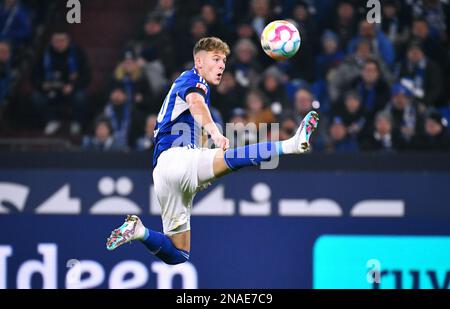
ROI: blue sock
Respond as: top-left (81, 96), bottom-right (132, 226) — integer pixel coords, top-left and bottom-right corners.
top-left (141, 228), bottom-right (190, 265)
top-left (224, 141), bottom-right (282, 171)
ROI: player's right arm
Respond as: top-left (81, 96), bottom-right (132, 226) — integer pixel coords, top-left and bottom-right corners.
top-left (186, 92), bottom-right (229, 150)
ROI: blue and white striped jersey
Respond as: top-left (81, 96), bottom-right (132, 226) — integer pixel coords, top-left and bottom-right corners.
top-left (153, 68), bottom-right (211, 167)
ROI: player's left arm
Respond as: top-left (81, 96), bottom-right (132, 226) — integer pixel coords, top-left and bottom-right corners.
top-left (186, 92), bottom-right (229, 150)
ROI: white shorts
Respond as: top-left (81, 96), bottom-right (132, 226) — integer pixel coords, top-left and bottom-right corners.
top-left (152, 146), bottom-right (219, 236)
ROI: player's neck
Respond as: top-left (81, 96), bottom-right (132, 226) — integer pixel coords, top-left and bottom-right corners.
top-left (195, 66), bottom-right (207, 81)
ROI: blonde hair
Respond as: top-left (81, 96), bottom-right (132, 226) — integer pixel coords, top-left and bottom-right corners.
top-left (193, 37), bottom-right (230, 56)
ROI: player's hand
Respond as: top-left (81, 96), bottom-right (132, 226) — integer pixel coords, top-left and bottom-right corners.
top-left (211, 132), bottom-right (229, 150)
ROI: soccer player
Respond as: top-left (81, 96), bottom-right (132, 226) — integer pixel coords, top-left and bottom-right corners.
top-left (106, 37), bottom-right (319, 265)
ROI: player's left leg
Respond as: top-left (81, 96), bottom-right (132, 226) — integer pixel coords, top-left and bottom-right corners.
top-left (107, 147), bottom-right (197, 265)
top-left (199, 110), bottom-right (319, 182)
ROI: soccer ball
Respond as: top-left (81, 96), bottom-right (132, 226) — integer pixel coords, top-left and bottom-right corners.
top-left (260, 20), bottom-right (301, 60)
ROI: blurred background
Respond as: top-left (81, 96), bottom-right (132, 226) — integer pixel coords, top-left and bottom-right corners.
top-left (0, 0), bottom-right (450, 289)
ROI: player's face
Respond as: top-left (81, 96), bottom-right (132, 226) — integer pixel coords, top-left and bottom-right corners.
top-left (198, 51), bottom-right (226, 86)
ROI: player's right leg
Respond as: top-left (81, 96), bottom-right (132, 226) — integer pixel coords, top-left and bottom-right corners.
top-left (106, 147), bottom-right (196, 265)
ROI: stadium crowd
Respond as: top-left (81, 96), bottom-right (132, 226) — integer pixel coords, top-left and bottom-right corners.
top-left (1, 0), bottom-right (450, 153)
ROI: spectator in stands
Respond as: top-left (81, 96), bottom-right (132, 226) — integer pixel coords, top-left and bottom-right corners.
top-left (135, 114), bottom-right (157, 151)
top-left (385, 83), bottom-right (420, 144)
top-left (349, 59), bottom-right (391, 120)
top-left (314, 29), bottom-right (345, 113)
top-left (111, 49), bottom-right (153, 114)
top-left (290, 1), bottom-right (320, 54)
top-left (325, 116), bottom-right (359, 153)
top-left (31, 29), bottom-right (91, 135)
top-left (228, 38), bottom-right (262, 89)
top-left (210, 70), bottom-right (246, 123)
top-left (409, 0), bottom-right (448, 41)
top-left (293, 88), bottom-right (314, 120)
top-left (227, 107), bottom-right (250, 148)
top-left (102, 86), bottom-right (140, 149)
top-left (411, 109), bottom-right (450, 151)
top-left (360, 111), bottom-right (404, 152)
top-left (234, 19), bottom-right (260, 49)
top-left (210, 105), bottom-right (225, 132)
top-left (381, 0), bottom-right (409, 51)
top-left (259, 66), bottom-right (288, 114)
top-left (328, 39), bottom-right (393, 103)
top-left (285, 4), bottom-right (315, 82)
top-left (405, 17), bottom-right (447, 65)
top-left (292, 87), bottom-right (327, 148)
top-left (327, 0), bottom-right (359, 51)
top-left (82, 117), bottom-right (126, 152)
top-left (278, 112), bottom-right (297, 140)
top-left (234, 18), bottom-right (270, 66)
top-left (178, 17), bottom-right (209, 69)
top-left (398, 41), bottom-right (443, 109)
top-left (348, 20), bottom-right (396, 67)
top-left (0, 40), bottom-right (11, 107)
top-left (201, 4), bottom-right (230, 43)
top-left (248, 0), bottom-right (273, 37)
top-left (218, 0), bottom-right (249, 29)
top-left (0, 0), bottom-right (32, 48)
top-left (133, 13), bottom-right (175, 96)
top-left (316, 30), bottom-right (345, 82)
top-left (333, 90), bottom-right (366, 137)
top-left (245, 89), bottom-right (275, 129)
top-left (229, 107), bottom-right (246, 125)
top-left (151, 0), bottom-right (179, 34)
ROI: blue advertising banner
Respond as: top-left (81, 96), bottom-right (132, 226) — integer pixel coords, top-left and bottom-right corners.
top-left (2, 169), bottom-right (450, 217)
top-left (1, 168), bottom-right (450, 288)
top-left (2, 216), bottom-right (450, 289)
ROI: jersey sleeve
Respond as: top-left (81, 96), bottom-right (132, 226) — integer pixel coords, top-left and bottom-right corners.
top-left (177, 73), bottom-right (209, 101)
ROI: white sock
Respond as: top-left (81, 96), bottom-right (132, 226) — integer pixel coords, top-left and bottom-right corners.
top-left (279, 136), bottom-right (297, 154)
top-left (136, 224), bottom-right (146, 240)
